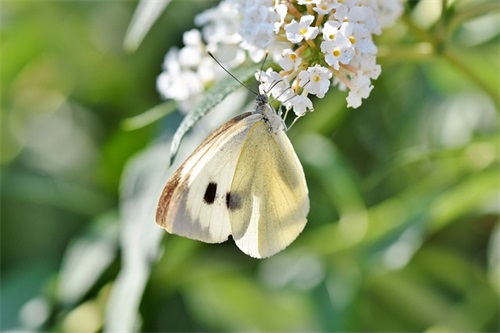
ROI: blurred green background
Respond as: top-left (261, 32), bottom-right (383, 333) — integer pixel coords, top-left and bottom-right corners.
top-left (1, 0), bottom-right (499, 332)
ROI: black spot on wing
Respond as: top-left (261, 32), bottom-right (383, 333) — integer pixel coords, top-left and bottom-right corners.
top-left (225, 192), bottom-right (241, 210)
top-left (203, 182), bottom-right (217, 205)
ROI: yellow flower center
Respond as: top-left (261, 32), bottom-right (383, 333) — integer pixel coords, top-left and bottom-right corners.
top-left (333, 49), bottom-right (340, 57)
top-left (349, 36), bottom-right (356, 44)
top-left (300, 28), bottom-right (308, 35)
top-left (312, 74), bottom-right (320, 83)
top-left (329, 33), bottom-right (335, 40)
top-left (290, 53), bottom-right (297, 60)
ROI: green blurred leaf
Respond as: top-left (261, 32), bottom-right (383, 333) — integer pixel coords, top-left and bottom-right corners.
top-left (58, 212), bottom-right (119, 306)
top-left (183, 269), bottom-right (316, 331)
top-left (123, 0), bottom-right (171, 52)
top-left (121, 100), bottom-right (177, 131)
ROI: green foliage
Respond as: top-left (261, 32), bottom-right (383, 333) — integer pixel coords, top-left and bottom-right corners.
top-left (1, 0), bottom-right (498, 332)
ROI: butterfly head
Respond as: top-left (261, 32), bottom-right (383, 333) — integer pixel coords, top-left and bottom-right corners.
top-left (254, 93), bottom-right (285, 132)
top-left (256, 93), bottom-right (268, 106)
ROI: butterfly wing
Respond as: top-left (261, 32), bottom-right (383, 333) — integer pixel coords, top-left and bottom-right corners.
top-left (156, 112), bottom-right (261, 243)
top-left (228, 120), bottom-right (309, 258)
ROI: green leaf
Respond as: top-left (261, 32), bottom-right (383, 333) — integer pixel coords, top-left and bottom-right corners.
top-left (58, 212), bottom-right (119, 306)
top-left (121, 100), bottom-right (177, 131)
top-left (123, 0), bottom-right (172, 53)
top-left (183, 269), bottom-right (315, 331)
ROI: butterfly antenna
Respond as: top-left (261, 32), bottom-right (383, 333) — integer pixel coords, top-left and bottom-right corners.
top-left (258, 51), bottom-right (269, 85)
top-left (267, 79), bottom-right (283, 97)
top-left (207, 51), bottom-right (258, 96)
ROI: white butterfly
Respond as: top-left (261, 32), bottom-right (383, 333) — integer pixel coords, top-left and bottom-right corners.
top-left (156, 93), bottom-right (309, 258)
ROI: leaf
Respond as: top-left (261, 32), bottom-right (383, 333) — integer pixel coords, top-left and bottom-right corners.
top-left (123, 0), bottom-right (171, 53)
top-left (168, 64), bottom-right (259, 165)
top-left (104, 143), bottom-right (171, 333)
top-left (58, 212), bottom-right (119, 306)
top-left (121, 100), bottom-right (177, 131)
top-left (183, 269), bottom-right (315, 331)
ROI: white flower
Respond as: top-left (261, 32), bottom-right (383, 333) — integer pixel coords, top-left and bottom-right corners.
top-left (206, 43), bottom-right (246, 69)
top-left (351, 4), bottom-right (379, 34)
top-left (157, 49), bottom-right (203, 103)
top-left (178, 30), bottom-right (204, 68)
top-left (333, 4), bottom-right (349, 23)
top-left (196, 56), bottom-right (218, 84)
top-left (183, 28), bottom-right (202, 46)
top-left (372, 1), bottom-right (404, 32)
top-left (156, 0), bottom-right (405, 114)
top-left (257, 69), bottom-right (294, 103)
top-left (239, 3), bottom-right (279, 49)
top-left (195, 2), bottom-right (241, 45)
top-left (346, 75), bottom-right (373, 108)
top-left (275, 3), bottom-right (288, 32)
top-left (290, 93), bottom-right (313, 116)
top-left (279, 49), bottom-right (302, 71)
top-left (194, 1), bottom-right (244, 67)
top-left (347, 5), bottom-right (369, 23)
top-left (298, 65), bottom-right (332, 98)
top-left (350, 53), bottom-right (381, 80)
top-left (320, 33), bottom-right (354, 69)
top-left (313, 1), bottom-right (339, 15)
top-left (322, 20), bottom-right (341, 41)
top-left (285, 15), bottom-right (319, 44)
top-left (341, 22), bottom-right (377, 54)
top-left (258, 69), bottom-right (283, 94)
top-left (297, 0), bottom-right (321, 5)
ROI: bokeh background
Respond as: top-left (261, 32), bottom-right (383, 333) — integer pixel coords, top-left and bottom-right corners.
top-left (1, 0), bottom-right (499, 332)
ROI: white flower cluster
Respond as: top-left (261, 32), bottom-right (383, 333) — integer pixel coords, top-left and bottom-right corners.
top-left (157, 0), bottom-right (403, 114)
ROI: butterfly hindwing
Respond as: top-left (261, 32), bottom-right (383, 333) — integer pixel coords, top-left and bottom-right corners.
top-left (228, 116), bottom-right (309, 258)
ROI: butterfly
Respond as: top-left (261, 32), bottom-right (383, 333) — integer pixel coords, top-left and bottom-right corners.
top-left (156, 76), bottom-right (309, 259)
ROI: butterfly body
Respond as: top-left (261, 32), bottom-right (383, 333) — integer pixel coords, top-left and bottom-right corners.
top-left (156, 94), bottom-right (309, 258)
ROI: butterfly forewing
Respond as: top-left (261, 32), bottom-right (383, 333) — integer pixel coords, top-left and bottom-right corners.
top-left (156, 112), bottom-right (260, 243)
